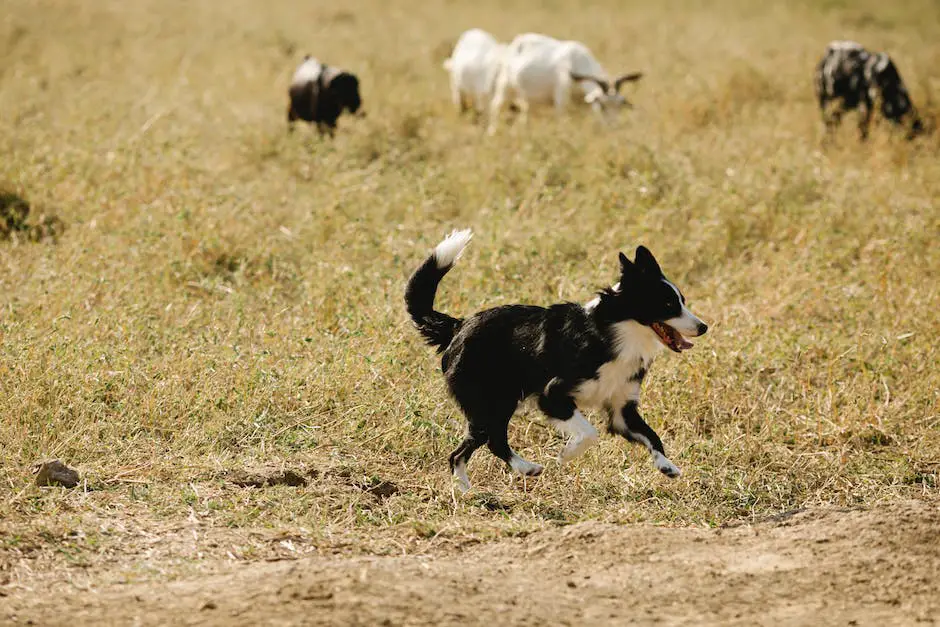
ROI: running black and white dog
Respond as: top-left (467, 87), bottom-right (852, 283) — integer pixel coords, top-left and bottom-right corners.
top-left (814, 40), bottom-right (924, 140)
top-left (405, 230), bottom-right (708, 492)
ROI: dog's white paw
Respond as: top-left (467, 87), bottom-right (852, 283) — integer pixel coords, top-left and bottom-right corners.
top-left (552, 411), bottom-right (599, 464)
top-left (453, 462), bottom-right (471, 494)
top-left (559, 433), bottom-right (598, 464)
top-left (653, 453), bottom-right (681, 478)
top-left (509, 455), bottom-right (544, 477)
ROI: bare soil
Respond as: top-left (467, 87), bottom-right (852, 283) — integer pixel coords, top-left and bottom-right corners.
top-left (4, 500), bottom-right (938, 626)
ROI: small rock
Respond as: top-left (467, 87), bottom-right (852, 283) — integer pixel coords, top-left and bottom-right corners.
top-left (34, 460), bottom-right (80, 488)
top-left (201, 601), bottom-right (218, 611)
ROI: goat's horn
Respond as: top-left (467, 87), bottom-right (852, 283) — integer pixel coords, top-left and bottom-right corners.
top-left (614, 72), bottom-right (644, 91)
top-left (570, 72), bottom-right (609, 92)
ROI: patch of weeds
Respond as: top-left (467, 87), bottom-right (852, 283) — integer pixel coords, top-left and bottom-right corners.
top-left (274, 31), bottom-right (297, 58)
top-left (170, 238), bottom-right (301, 296)
top-left (0, 187), bottom-right (65, 243)
top-left (348, 125), bottom-right (389, 165)
top-left (845, 12), bottom-right (894, 30)
top-left (904, 470), bottom-right (937, 488)
top-left (412, 521), bottom-right (437, 539)
top-left (471, 493), bottom-right (512, 512)
top-left (430, 38), bottom-right (454, 65)
top-left (325, 10), bottom-right (356, 25)
top-left (681, 64), bottom-right (785, 129)
top-left (397, 112), bottom-right (424, 142)
top-left (848, 426), bottom-right (894, 448)
top-left (407, 409), bottom-right (446, 438)
top-left (356, 477), bottom-right (399, 500)
top-left (536, 506), bottom-right (572, 523)
top-left (228, 468), bottom-right (313, 488)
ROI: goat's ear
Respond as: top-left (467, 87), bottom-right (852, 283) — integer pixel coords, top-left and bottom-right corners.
top-left (634, 246), bottom-right (662, 276)
top-left (614, 72), bottom-right (643, 91)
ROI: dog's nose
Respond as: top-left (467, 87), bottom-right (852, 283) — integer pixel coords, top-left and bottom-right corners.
top-left (697, 321), bottom-right (708, 335)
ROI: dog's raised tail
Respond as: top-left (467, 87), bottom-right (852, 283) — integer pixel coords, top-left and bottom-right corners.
top-left (405, 229), bottom-right (472, 352)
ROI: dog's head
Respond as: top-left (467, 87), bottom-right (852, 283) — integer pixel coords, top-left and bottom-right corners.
top-left (603, 246), bottom-right (708, 353)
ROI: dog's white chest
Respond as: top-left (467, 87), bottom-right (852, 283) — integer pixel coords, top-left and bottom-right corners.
top-left (574, 356), bottom-right (644, 409)
top-left (573, 319), bottom-right (664, 410)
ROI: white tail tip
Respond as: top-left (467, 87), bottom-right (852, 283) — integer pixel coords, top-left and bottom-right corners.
top-left (433, 229), bottom-right (473, 269)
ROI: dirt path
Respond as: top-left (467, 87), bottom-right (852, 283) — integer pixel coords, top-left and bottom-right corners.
top-left (4, 501), bottom-right (939, 626)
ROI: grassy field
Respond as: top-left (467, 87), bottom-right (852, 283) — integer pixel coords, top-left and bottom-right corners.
top-left (1, 0), bottom-right (939, 587)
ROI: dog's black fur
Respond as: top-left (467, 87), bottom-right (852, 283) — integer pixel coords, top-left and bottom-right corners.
top-left (288, 56), bottom-right (363, 136)
top-left (814, 41), bottom-right (924, 141)
top-left (405, 231), bottom-right (708, 490)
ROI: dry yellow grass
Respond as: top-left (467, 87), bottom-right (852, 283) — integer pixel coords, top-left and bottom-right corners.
top-left (1, 0), bottom-right (938, 586)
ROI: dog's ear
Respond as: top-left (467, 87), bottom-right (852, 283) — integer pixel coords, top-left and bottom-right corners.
top-left (634, 246), bottom-right (662, 275)
top-left (618, 252), bottom-right (633, 273)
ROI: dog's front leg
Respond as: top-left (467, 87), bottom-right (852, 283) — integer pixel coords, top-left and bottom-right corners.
top-left (539, 378), bottom-right (598, 463)
top-left (610, 401), bottom-right (680, 477)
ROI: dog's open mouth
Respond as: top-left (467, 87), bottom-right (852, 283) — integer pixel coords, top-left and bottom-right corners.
top-left (650, 322), bottom-right (694, 353)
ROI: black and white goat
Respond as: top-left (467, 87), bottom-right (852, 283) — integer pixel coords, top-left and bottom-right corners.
top-left (814, 40), bottom-right (924, 140)
top-left (287, 56), bottom-right (363, 135)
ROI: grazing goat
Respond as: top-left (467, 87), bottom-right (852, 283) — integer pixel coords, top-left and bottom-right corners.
top-left (814, 40), bottom-right (924, 140)
top-left (287, 56), bottom-right (363, 135)
top-left (488, 33), bottom-right (642, 134)
top-left (443, 28), bottom-right (507, 116)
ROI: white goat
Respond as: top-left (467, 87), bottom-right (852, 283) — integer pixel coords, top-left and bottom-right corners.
top-left (443, 28), bottom-right (507, 115)
top-left (488, 33), bottom-right (642, 134)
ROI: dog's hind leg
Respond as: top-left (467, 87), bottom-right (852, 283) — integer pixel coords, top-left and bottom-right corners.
top-left (448, 427), bottom-right (487, 493)
top-left (610, 401), bottom-right (680, 478)
top-left (538, 380), bottom-right (598, 463)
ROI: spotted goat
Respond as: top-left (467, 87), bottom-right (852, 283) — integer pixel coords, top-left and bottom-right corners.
top-left (814, 40), bottom-right (924, 140)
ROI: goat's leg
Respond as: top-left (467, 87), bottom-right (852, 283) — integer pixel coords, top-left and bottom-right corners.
top-left (553, 78), bottom-right (570, 115)
top-left (857, 98), bottom-right (872, 141)
top-left (515, 95), bottom-right (529, 126)
top-left (486, 100), bottom-right (502, 135)
top-left (451, 81), bottom-right (467, 114)
top-left (287, 106), bottom-right (298, 133)
top-left (487, 75), bottom-right (508, 135)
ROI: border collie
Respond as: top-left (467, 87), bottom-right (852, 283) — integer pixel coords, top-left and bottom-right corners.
top-left (405, 230), bottom-right (708, 492)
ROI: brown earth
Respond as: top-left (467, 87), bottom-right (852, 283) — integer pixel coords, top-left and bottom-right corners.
top-left (4, 501), bottom-right (938, 626)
